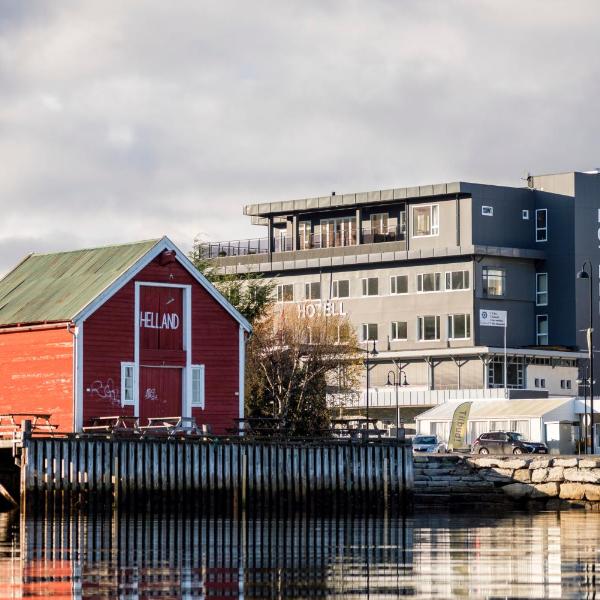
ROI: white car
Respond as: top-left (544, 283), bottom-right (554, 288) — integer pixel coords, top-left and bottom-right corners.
top-left (412, 435), bottom-right (448, 453)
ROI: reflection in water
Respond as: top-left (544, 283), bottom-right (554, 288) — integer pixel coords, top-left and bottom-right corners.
top-left (0, 509), bottom-right (597, 597)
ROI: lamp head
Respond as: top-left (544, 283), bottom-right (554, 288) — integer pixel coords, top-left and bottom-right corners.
top-left (370, 340), bottom-right (378, 357)
top-left (386, 372), bottom-right (393, 386)
top-left (577, 269), bottom-right (590, 280)
top-left (402, 372), bottom-right (409, 386)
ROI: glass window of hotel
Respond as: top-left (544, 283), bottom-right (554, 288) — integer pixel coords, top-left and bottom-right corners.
top-left (482, 267), bottom-right (505, 296)
top-left (361, 277), bottom-right (379, 296)
top-left (276, 283), bottom-right (294, 302)
top-left (370, 213), bottom-right (388, 234)
top-left (536, 208), bottom-right (547, 242)
top-left (536, 273), bottom-right (548, 306)
top-left (488, 356), bottom-right (524, 388)
top-left (448, 314), bottom-right (471, 339)
top-left (332, 279), bottom-right (350, 298)
top-left (399, 210), bottom-right (407, 235)
top-left (445, 270), bottom-right (470, 291)
top-left (417, 315), bottom-right (440, 341)
top-left (536, 314), bottom-right (548, 345)
top-left (417, 272), bottom-right (441, 293)
top-left (305, 282), bottom-right (321, 300)
top-left (390, 274), bottom-right (408, 294)
top-left (361, 323), bottom-right (378, 341)
top-left (298, 221), bottom-right (311, 250)
top-left (320, 216), bottom-right (356, 248)
top-left (413, 205), bottom-right (439, 237)
top-left (391, 321), bottom-right (408, 340)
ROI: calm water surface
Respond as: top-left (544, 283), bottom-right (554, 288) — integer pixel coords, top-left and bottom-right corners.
top-left (0, 509), bottom-right (598, 598)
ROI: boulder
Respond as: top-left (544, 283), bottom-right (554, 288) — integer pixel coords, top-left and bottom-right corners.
top-left (512, 469), bottom-right (531, 483)
top-left (470, 458), bottom-right (502, 468)
top-left (501, 459), bottom-right (530, 470)
top-left (501, 483), bottom-right (531, 498)
top-left (531, 482), bottom-right (560, 498)
top-left (585, 484), bottom-right (600, 502)
top-left (529, 457), bottom-right (552, 469)
top-left (531, 468), bottom-right (548, 483)
top-left (545, 466), bottom-right (564, 482)
top-left (564, 468), bottom-right (600, 484)
top-left (553, 457), bottom-right (579, 468)
top-left (579, 458), bottom-right (600, 469)
top-left (559, 482), bottom-right (586, 500)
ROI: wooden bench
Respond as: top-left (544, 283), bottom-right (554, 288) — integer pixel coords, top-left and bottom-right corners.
top-left (0, 413), bottom-right (57, 438)
top-left (83, 415), bottom-right (139, 434)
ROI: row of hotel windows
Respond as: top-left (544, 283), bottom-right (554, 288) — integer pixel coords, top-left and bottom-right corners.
top-left (277, 269), bottom-right (549, 305)
top-left (361, 314), bottom-right (472, 342)
top-left (294, 205), bottom-right (548, 244)
top-left (277, 269), bottom-right (471, 302)
top-left (359, 314), bottom-right (549, 344)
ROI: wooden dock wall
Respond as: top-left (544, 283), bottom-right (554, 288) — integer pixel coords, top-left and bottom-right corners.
top-left (19, 437), bottom-right (413, 509)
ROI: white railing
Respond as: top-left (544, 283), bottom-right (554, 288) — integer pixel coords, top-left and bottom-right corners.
top-left (349, 388), bottom-right (513, 408)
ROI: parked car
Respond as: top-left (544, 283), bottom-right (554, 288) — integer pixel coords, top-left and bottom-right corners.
top-left (471, 431), bottom-right (548, 455)
top-left (412, 435), bottom-right (448, 453)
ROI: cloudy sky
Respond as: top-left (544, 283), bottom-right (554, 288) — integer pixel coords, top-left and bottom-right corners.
top-left (1, 1), bottom-right (599, 272)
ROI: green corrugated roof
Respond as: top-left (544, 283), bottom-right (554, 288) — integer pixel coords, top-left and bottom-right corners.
top-left (0, 239), bottom-right (161, 326)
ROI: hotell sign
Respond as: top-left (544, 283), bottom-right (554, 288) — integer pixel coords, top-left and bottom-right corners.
top-left (297, 300), bottom-right (346, 319)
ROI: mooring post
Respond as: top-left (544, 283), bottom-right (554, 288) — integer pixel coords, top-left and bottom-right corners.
top-left (19, 420), bottom-right (32, 512)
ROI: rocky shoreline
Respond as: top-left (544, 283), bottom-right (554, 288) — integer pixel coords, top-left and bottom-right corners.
top-left (414, 454), bottom-right (600, 511)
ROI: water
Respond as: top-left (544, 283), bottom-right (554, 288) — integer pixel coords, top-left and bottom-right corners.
top-left (0, 509), bottom-right (598, 598)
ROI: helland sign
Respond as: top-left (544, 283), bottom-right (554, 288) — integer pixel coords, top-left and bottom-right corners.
top-left (139, 311), bottom-right (180, 330)
top-left (297, 301), bottom-right (347, 319)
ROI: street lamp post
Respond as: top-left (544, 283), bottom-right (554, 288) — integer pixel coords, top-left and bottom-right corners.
top-left (364, 339), bottom-right (378, 428)
top-left (386, 365), bottom-right (409, 438)
top-left (577, 261), bottom-right (595, 454)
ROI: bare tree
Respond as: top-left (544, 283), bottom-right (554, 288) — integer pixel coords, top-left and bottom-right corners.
top-left (246, 305), bottom-right (361, 435)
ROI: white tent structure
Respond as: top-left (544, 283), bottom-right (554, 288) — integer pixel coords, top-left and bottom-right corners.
top-left (415, 397), bottom-right (588, 453)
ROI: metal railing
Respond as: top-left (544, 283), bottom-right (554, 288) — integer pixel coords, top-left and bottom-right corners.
top-left (198, 225), bottom-right (405, 258)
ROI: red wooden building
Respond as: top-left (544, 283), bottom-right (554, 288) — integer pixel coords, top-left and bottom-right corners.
top-left (0, 238), bottom-right (251, 433)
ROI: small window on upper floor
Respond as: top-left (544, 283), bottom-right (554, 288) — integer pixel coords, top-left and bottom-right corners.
top-left (445, 270), bottom-right (470, 291)
top-left (361, 277), bottom-right (379, 296)
top-left (413, 205), bottom-right (439, 237)
top-left (522, 210), bottom-right (530, 220)
top-left (536, 209), bottom-right (547, 242)
top-left (332, 279), bottom-right (350, 298)
top-left (390, 274), bottom-right (408, 295)
top-left (536, 314), bottom-right (549, 345)
top-left (536, 273), bottom-right (548, 306)
top-left (305, 282), bottom-right (321, 300)
top-left (417, 272), bottom-right (441, 293)
top-left (276, 284), bottom-right (294, 303)
top-left (482, 206), bottom-right (494, 216)
top-left (482, 267), bottom-right (505, 297)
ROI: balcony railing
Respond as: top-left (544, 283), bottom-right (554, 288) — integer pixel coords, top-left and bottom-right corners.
top-left (199, 225), bottom-right (405, 259)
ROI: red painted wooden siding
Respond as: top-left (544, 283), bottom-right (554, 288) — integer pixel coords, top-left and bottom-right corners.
top-left (83, 256), bottom-right (240, 433)
top-left (0, 327), bottom-right (73, 431)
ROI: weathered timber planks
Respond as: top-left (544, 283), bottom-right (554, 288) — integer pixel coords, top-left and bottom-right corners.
top-left (19, 436), bottom-right (413, 508)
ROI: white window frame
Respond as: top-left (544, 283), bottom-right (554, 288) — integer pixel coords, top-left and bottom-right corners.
top-left (536, 314), bottom-right (549, 345)
top-left (305, 281), bottom-right (321, 300)
top-left (417, 315), bottom-right (441, 341)
top-left (390, 274), bottom-right (408, 295)
top-left (482, 267), bottom-right (506, 297)
top-left (191, 364), bottom-right (205, 409)
top-left (536, 273), bottom-right (548, 307)
top-left (412, 204), bottom-right (439, 237)
top-left (417, 272), bottom-right (442, 293)
top-left (332, 279), bottom-right (350, 299)
top-left (482, 206), bottom-right (494, 216)
top-left (390, 321), bottom-right (408, 341)
top-left (522, 210), bottom-right (529, 220)
top-left (361, 277), bottom-right (379, 297)
top-left (361, 323), bottom-right (378, 342)
top-left (120, 362), bottom-right (136, 406)
top-left (445, 270), bottom-right (470, 291)
top-left (447, 314), bottom-right (471, 340)
top-left (536, 208), bottom-right (548, 242)
top-left (276, 283), bottom-right (294, 303)
top-left (370, 213), bottom-right (389, 234)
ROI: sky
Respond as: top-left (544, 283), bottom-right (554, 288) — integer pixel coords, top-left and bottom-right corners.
top-left (1, 0), bottom-right (600, 272)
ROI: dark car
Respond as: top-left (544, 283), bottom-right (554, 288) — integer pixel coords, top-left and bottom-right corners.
top-left (471, 431), bottom-right (548, 455)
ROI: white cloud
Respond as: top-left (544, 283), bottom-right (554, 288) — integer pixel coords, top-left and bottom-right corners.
top-left (0, 0), bottom-right (600, 272)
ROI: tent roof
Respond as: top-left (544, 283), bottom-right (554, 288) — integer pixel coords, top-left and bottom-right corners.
top-left (415, 397), bottom-right (575, 421)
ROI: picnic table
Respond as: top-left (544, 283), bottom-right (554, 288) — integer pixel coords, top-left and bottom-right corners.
top-left (83, 415), bottom-right (139, 434)
top-left (139, 416), bottom-right (208, 438)
top-left (0, 413), bottom-right (57, 437)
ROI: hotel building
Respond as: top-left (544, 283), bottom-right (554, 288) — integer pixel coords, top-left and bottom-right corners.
top-left (203, 170), bottom-right (600, 429)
